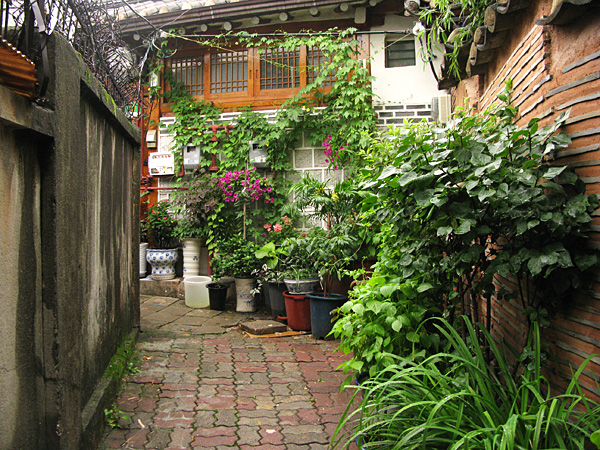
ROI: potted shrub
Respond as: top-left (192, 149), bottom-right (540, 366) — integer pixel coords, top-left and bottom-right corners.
top-left (211, 234), bottom-right (265, 312)
top-left (304, 223), bottom-right (368, 339)
top-left (255, 216), bottom-right (298, 319)
top-left (277, 232), bottom-right (321, 294)
top-left (172, 169), bottom-right (221, 277)
top-left (142, 200), bottom-right (179, 280)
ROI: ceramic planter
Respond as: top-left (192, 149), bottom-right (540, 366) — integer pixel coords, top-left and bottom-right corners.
top-left (234, 276), bottom-right (257, 312)
top-left (146, 248), bottom-right (179, 280)
top-left (182, 237), bottom-right (202, 277)
top-left (283, 277), bottom-right (321, 295)
top-left (139, 242), bottom-right (148, 278)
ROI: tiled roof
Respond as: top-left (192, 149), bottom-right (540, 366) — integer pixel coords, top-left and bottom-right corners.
top-left (113, 0), bottom-right (255, 20)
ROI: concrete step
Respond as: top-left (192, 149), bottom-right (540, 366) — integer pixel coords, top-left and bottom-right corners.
top-left (140, 277), bottom-right (184, 298)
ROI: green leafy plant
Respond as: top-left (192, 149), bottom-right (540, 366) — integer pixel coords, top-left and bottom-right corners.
top-left (210, 234), bottom-right (264, 278)
top-left (334, 85), bottom-right (599, 376)
top-left (104, 406), bottom-right (130, 429)
top-left (333, 317), bottom-right (600, 450)
top-left (419, 0), bottom-right (495, 79)
top-left (172, 168), bottom-right (222, 241)
top-left (141, 200), bottom-right (178, 249)
top-left (103, 336), bottom-right (139, 429)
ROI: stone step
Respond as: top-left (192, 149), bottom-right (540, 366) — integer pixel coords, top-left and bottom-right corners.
top-left (140, 277), bottom-right (184, 298)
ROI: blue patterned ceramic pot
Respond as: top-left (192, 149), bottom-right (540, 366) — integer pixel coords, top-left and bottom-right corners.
top-left (146, 249), bottom-right (179, 280)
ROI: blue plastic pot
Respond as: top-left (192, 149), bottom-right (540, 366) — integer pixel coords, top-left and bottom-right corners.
top-left (306, 292), bottom-right (347, 340)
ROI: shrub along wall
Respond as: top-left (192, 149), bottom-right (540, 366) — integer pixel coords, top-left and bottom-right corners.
top-left (453, 0), bottom-right (600, 399)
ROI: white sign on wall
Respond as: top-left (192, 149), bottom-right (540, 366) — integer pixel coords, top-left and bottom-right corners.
top-left (148, 152), bottom-right (175, 176)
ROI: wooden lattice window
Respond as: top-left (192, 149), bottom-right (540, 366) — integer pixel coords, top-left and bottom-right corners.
top-left (260, 47), bottom-right (301, 90)
top-left (307, 47), bottom-right (336, 86)
top-left (210, 50), bottom-right (248, 93)
top-left (171, 56), bottom-right (204, 96)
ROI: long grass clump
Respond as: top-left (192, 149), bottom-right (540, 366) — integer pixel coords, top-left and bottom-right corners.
top-left (333, 317), bottom-right (600, 450)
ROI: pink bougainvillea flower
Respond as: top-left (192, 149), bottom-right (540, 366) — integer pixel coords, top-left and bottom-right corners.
top-left (273, 224), bottom-right (283, 232)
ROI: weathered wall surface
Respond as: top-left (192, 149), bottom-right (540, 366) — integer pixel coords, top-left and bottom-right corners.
top-left (0, 98), bottom-right (47, 449)
top-left (0, 33), bottom-right (141, 450)
top-left (453, 1), bottom-right (600, 398)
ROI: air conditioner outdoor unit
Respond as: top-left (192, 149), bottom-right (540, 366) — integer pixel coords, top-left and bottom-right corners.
top-left (432, 94), bottom-right (452, 124)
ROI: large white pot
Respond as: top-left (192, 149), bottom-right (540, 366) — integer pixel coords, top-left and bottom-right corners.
top-left (234, 276), bottom-right (257, 312)
top-left (139, 242), bottom-right (149, 278)
top-left (182, 238), bottom-right (202, 277)
top-left (146, 249), bottom-right (179, 280)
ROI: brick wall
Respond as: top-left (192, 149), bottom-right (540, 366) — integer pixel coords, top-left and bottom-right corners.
top-left (453, 0), bottom-right (600, 398)
top-left (374, 102), bottom-right (434, 128)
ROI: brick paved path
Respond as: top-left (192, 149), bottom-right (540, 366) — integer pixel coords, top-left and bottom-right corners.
top-left (98, 295), bottom-right (358, 450)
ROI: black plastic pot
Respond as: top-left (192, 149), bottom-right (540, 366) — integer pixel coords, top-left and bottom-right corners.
top-left (306, 292), bottom-right (347, 340)
top-left (207, 283), bottom-right (228, 311)
top-left (267, 280), bottom-right (287, 319)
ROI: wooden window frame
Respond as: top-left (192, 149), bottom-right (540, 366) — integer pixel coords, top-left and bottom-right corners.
top-left (162, 44), bottom-right (335, 112)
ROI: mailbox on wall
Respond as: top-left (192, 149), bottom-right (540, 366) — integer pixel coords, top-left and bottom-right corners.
top-left (249, 141), bottom-right (268, 169)
top-left (184, 143), bottom-right (202, 172)
top-left (148, 152), bottom-right (175, 176)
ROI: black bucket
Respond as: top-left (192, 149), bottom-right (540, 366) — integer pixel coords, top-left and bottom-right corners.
top-left (207, 283), bottom-right (228, 311)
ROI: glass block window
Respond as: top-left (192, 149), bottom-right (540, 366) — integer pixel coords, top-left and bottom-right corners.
top-left (260, 47), bottom-right (300, 90)
top-left (385, 35), bottom-right (416, 68)
top-left (210, 50), bottom-right (248, 93)
top-left (307, 47), bottom-right (336, 86)
top-left (171, 56), bottom-right (204, 96)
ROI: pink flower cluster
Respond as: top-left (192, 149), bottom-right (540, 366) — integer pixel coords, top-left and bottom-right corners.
top-left (262, 216), bottom-right (291, 237)
top-left (217, 167), bottom-right (275, 203)
top-left (322, 135), bottom-right (344, 171)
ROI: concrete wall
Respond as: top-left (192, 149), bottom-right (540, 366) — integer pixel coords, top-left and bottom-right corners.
top-left (370, 14), bottom-right (443, 105)
top-left (0, 34), bottom-right (141, 450)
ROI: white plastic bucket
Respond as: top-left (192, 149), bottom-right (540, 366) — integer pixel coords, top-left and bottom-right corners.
top-left (184, 276), bottom-right (212, 308)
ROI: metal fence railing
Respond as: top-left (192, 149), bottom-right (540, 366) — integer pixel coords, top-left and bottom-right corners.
top-left (0, 0), bottom-right (139, 116)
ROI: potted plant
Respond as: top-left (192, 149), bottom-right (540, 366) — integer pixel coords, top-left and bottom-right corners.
top-left (172, 169), bottom-right (222, 277)
top-left (255, 216), bottom-right (299, 319)
top-left (142, 200), bottom-right (179, 280)
top-left (211, 234), bottom-right (265, 312)
top-left (305, 225), bottom-right (359, 339)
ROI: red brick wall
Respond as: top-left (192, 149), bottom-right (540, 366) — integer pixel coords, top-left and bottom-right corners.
top-left (454, 0), bottom-right (600, 398)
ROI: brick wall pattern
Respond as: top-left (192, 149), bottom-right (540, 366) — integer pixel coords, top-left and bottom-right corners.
top-left (453, 1), bottom-right (600, 399)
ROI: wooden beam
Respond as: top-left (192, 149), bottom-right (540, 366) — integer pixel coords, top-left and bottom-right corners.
top-left (404, 0), bottom-right (421, 15)
top-left (250, 16), bottom-right (271, 26)
top-left (473, 26), bottom-right (508, 51)
top-left (355, 6), bottom-right (367, 24)
top-left (334, 2), bottom-right (350, 13)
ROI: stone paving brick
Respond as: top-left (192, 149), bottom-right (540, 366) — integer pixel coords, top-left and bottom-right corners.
top-left (214, 409), bottom-right (237, 426)
top-left (146, 428), bottom-right (171, 449)
top-left (239, 445), bottom-right (286, 450)
top-left (153, 411), bottom-right (196, 428)
top-left (192, 426), bottom-right (238, 447)
top-left (237, 425), bottom-right (261, 445)
top-left (259, 425), bottom-right (284, 445)
top-left (124, 428), bottom-right (150, 447)
top-left (170, 427), bottom-right (193, 448)
top-left (99, 296), bottom-right (357, 450)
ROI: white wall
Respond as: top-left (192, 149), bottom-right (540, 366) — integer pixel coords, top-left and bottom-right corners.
top-left (370, 14), bottom-right (443, 105)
